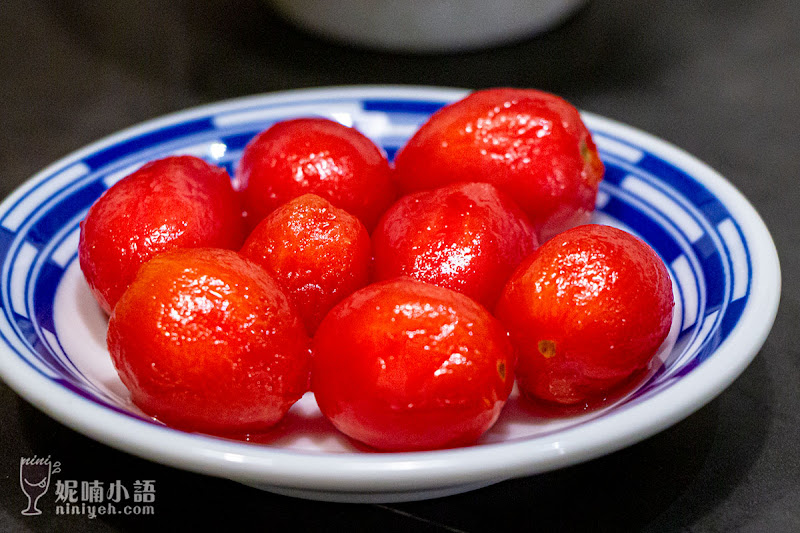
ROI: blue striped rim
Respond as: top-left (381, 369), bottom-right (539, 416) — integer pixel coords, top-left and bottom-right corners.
top-left (0, 93), bottom-right (753, 430)
top-left (83, 119), bottom-right (215, 171)
top-left (361, 99), bottom-right (449, 115)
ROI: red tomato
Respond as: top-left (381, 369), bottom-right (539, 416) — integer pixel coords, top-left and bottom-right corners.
top-left (240, 193), bottom-right (371, 334)
top-left (495, 224), bottom-right (674, 406)
top-left (392, 88), bottom-right (604, 240)
top-left (236, 117), bottom-right (395, 231)
top-left (79, 155), bottom-right (244, 314)
top-left (372, 182), bottom-right (538, 309)
top-left (107, 248), bottom-right (310, 435)
top-left (312, 278), bottom-right (515, 451)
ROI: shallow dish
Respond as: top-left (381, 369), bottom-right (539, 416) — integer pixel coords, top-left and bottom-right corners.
top-left (0, 86), bottom-right (780, 503)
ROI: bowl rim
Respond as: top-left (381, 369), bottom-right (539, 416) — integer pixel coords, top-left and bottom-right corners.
top-left (0, 85), bottom-right (781, 493)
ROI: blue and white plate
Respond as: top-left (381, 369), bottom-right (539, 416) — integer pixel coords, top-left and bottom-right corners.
top-left (0, 86), bottom-right (780, 503)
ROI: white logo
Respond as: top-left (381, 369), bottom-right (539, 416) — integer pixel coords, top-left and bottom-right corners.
top-left (19, 457), bottom-right (155, 519)
top-left (19, 455), bottom-right (61, 516)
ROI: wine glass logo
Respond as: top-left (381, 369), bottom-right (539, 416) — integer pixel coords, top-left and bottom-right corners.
top-left (20, 457), bottom-right (52, 516)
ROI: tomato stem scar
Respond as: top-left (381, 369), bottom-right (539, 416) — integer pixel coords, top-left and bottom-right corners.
top-left (538, 340), bottom-right (557, 358)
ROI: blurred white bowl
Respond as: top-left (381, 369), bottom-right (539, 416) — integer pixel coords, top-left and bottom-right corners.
top-left (267, 0), bottom-right (587, 53)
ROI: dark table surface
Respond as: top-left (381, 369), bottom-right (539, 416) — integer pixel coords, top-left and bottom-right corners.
top-left (1, 1), bottom-right (797, 531)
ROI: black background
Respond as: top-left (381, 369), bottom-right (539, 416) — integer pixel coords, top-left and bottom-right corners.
top-left (1, 1), bottom-right (797, 531)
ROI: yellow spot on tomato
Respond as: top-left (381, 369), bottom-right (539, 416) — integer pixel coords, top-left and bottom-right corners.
top-left (538, 340), bottom-right (557, 358)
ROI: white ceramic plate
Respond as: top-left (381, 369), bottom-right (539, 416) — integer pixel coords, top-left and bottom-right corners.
top-left (0, 86), bottom-right (780, 503)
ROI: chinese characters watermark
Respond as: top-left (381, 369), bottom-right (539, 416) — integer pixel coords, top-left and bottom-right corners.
top-left (20, 457), bottom-right (155, 519)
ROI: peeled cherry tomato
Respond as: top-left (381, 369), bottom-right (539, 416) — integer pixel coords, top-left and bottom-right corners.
top-left (236, 117), bottom-right (395, 231)
top-left (495, 224), bottom-right (674, 406)
top-left (107, 248), bottom-right (310, 435)
top-left (392, 88), bottom-right (604, 240)
top-left (79, 155), bottom-right (244, 314)
top-left (372, 182), bottom-right (538, 309)
top-left (240, 194), bottom-right (371, 334)
top-left (312, 278), bottom-right (515, 451)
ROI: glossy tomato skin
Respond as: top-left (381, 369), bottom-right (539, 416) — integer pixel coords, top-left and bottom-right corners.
top-left (107, 248), bottom-right (310, 435)
top-left (372, 182), bottom-right (539, 309)
top-left (79, 155), bottom-right (245, 314)
top-left (240, 194), bottom-right (371, 334)
top-left (495, 224), bottom-right (674, 406)
top-left (312, 278), bottom-right (515, 451)
top-left (392, 88), bottom-right (604, 240)
top-left (236, 118), bottom-right (395, 231)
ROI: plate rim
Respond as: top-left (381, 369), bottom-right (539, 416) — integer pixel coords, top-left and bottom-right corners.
top-left (0, 85), bottom-right (781, 493)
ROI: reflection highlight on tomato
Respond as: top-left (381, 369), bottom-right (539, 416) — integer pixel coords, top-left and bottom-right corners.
top-left (107, 248), bottom-right (310, 435)
top-left (312, 278), bottom-right (515, 451)
top-left (495, 224), bottom-right (674, 406)
top-left (392, 88), bottom-right (604, 240)
top-left (79, 155), bottom-right (244, 314)
top-left (236, 117), bottom-right (395, 231)
top-left (240, 193), bottom-right (371, 334)
top-left (372, 181), bottom-right (538, 309)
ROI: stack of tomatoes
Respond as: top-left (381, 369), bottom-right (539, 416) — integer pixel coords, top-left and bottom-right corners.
top-left (79, 88), bottom-right (674, 451)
